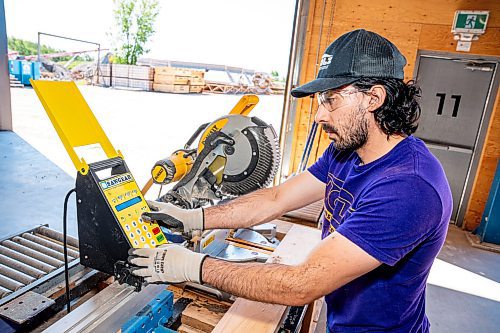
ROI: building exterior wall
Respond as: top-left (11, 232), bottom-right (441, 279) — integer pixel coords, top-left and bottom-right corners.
top-left (0, 0), bottom-right (12, 130)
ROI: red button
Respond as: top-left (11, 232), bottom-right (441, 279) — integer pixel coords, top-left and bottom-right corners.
top-left (152, 227), bottom-right (160, 235)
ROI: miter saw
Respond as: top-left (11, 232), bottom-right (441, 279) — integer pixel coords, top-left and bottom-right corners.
top-left (143, 95), bottom-right (281, 262)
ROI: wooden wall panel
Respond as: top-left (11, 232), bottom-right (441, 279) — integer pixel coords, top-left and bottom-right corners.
top-left (289, 0), bottom-right (336, 174)
top-left (419, 25), bottom-right (500, 55)
top-left (290, 0), bottom-right (500, 229)
top-left (333, 0), bottom-right (500, 27)
top-left (464, 92), bottom-right (500, 230)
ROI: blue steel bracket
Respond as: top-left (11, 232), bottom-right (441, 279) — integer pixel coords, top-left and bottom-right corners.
top-left (121, 290), bottom-right (175, 333)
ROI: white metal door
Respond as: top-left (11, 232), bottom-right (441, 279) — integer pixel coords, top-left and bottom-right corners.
top-left (415, 56), bottom-right (496, 222)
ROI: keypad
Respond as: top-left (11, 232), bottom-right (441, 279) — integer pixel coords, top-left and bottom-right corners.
top-left (102, 173), bottom-right (167, 248)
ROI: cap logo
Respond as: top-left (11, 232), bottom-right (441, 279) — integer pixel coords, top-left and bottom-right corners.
top-left (319, 54), bottom-right (332, 71)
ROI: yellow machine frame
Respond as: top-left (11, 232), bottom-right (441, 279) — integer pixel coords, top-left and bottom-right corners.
top-left (30, 80), bottom-right (123, 175)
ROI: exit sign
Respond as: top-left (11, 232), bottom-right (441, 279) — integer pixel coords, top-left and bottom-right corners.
top-left (452, 10), bottom-right (489, 34)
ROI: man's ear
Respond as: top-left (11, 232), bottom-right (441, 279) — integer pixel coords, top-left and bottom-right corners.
top-left (366, 85), bottom-right (386, 112)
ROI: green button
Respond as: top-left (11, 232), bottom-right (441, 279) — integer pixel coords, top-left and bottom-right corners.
top-left (156, 234), bottom-right (165, 242)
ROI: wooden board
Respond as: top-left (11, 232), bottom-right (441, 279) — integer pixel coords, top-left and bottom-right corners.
top-left (154, 74), bottom-right (191, 85)
top-left (178, 325), bottom-right (206, 333)
top-left (212, 224), bottom-right (321, 333)
top-left (153, 83), bottom-right (190, 94)
top-left (167, 285), bottom-right (231, 332)
top-left (181, 302), bottom-right (227, 331)
top-left (155, 66), bottom-right (193, 76)
top-left (189, 86), bottom-right (204, 93)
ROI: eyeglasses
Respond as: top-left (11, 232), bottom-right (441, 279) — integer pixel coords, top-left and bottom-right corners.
top-left (316, 88), bottom-right (366, 111)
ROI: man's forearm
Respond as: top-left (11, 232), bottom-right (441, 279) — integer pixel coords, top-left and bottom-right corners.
top-left (204, 187), bottom-right (285, 229)
top-left (201, 257), bottom-right (317, 306)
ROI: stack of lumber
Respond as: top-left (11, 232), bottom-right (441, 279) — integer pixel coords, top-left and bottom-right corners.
top-left (153, 67), bottom-right (205, 94)
top-left (99, 64), bottom-right (154, 91)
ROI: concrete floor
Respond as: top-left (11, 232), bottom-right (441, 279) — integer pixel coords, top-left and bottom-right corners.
top-left (1, 86), bottom-right (499, 332)
top-left (426, 225), bottom-right (500, 332)
top-left (0, 131), bottom-right (78, 237)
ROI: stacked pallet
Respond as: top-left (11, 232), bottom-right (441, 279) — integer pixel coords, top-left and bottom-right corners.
top-left (153, 67), bottom-right (205, 94)
top-left (99, 64), bottom-right (154, 91)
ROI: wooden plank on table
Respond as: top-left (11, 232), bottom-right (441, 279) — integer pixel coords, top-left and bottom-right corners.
top-left (167, 285), bottom-right (231, 332)
top-left (178, 325), bottom-right (206, 333)
top-left (212, 224), bottom-right (321, 333)
top-left (182, 301), bottom-right (226, 331)
top-left (306, 297), bottom-right (325, 333)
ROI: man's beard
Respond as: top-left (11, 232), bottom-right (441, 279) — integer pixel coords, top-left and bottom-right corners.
top-left (322, 106), bottom-right (369, 151)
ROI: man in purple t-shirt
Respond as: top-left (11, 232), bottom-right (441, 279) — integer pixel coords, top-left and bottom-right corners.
top-left (129, 29), bottom-right (452, 332)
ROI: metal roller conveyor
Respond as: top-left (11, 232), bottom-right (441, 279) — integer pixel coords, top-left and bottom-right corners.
top-left (0, 263), bottom-right (35, 285)
top-left (0, 274), bottom-right (24, 292)
top-left (0, 254), bottom-right (46, 278)
top-left (0, 224), bottom-right (84, 329)
top-left (1, 241), bottom-right (63, 268)
top-left (22, 233), bottom-right (80, 258)
top-left (0, 246), bottom-right (56, 273)
top-left (0, 226), bottom-right (81, 303)
top-left (12, 236), bottom-right (74, 262)
top-left (0, 285), bottom-right (11, 298)
top-left (37, 226), bottom-right (80, 249)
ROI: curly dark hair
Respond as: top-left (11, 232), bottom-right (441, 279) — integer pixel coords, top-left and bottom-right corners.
top-left (351, 78), bottom-right (421, 136)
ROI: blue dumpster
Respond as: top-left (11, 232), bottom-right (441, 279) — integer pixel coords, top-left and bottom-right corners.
top-left (8, 60), bottom-right (41, 85)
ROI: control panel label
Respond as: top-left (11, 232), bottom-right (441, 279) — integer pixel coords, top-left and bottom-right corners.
top-left (101, 172), bottom-right (167, 248)
top-left (100, 173), bottom-right (133, 190)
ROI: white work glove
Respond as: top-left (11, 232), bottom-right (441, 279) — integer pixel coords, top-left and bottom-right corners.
top-left (128, 244), bottom-right (207, 284)
top-left (142, 200), bottom-right (204, 233)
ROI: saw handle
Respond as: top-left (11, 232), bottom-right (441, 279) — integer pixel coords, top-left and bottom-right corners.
top-left (184, 122), bottom-right (210, 149)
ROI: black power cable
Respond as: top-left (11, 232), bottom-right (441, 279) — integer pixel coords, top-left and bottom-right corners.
top-left (63, 188), bottom-right (76, 314)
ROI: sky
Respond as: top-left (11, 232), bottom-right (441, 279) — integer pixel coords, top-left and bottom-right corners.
top-left (4, 0), bottom-right (296, 76)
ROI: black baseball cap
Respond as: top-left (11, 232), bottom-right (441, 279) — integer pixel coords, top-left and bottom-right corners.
top-left (291, 29), bottom-right (407, 98)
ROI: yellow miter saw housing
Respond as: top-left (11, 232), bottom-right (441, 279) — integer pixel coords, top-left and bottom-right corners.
top-left (150, 95), bottom-right (281, 210)
top-left (147, 95), bottom-right (282, 262)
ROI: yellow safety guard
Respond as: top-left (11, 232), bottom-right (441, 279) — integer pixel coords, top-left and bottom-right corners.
top-left (30, 80), bottom-right (122, 175)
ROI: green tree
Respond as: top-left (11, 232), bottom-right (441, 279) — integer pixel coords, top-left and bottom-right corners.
top-left (8, 37), bottom-right (60, 56)
top-left (7, 37), bottom-right (92, 63)
top-left (112, 0), bottom-right (160, 65)
top-left (270, 70), bottom-right (285, 82)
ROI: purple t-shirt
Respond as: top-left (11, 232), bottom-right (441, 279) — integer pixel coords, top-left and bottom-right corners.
top-left (308, 136), bottom-right (452, 333)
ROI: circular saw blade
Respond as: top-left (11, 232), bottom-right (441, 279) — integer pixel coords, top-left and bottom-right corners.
top-left (219, 117), bottom-right (280, 196)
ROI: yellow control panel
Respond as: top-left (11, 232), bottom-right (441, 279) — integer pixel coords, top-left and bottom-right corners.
top-left (100, 173), bottom-right (167, 248)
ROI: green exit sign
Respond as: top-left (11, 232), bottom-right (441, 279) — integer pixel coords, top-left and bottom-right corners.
top-left (452, 10), bottom-right (489, 34)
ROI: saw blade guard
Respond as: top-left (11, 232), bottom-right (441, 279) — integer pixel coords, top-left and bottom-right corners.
top-left (164, 114), bottom-right (280, 206)
top-left (199, 114), bottom-right (280, 196)
top-left (218, 118), bottom-right (280, 196)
